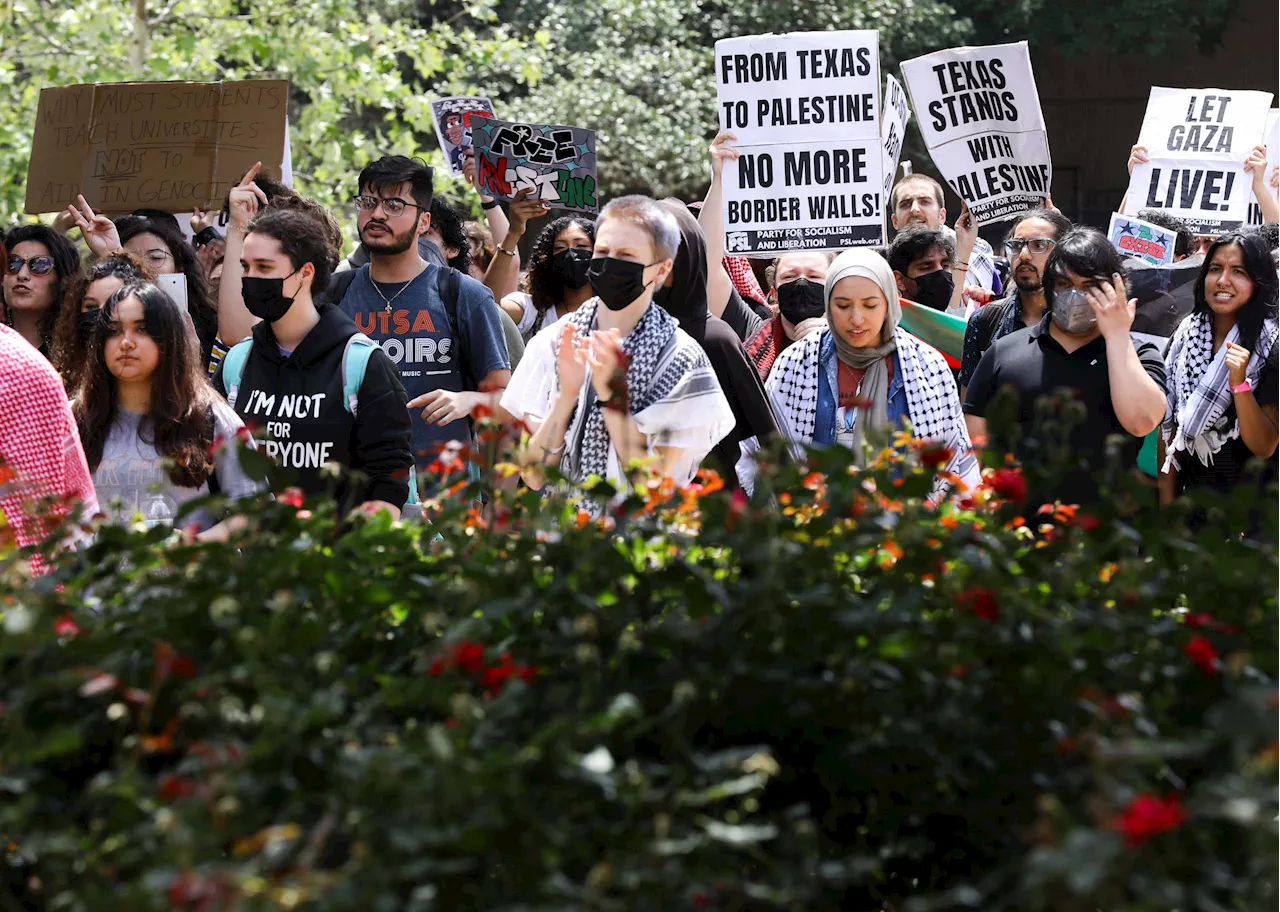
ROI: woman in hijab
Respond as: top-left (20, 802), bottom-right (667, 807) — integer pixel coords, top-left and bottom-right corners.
top-left (653, 201), bottom-right (780, 489)
top-left (766, 248), bottom-right (979, 495)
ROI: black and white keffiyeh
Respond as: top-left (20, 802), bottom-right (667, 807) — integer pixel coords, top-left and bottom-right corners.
top-left (1162, 312), bottom-right (1279, 471)
top-left (766, 327), bottom-right (981, 494)
top-left (556, 299), bottom-right (726, 482)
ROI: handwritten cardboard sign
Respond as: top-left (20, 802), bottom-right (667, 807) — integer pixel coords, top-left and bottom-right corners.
top-left (25, 80), bottom-right (290, 214)
top-left (470, 115), bottom-right (598, 213)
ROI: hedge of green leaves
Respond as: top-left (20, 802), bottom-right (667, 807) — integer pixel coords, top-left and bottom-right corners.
top-left (1, 435), bottom-right (1275, 911)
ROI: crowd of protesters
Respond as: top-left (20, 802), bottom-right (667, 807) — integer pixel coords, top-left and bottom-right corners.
top-left (1, 108), bottom-right (1277, 571)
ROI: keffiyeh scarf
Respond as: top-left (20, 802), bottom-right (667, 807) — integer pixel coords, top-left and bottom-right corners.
top-left (1162, 312), bottom-right (1278, 471)
top-left (555, 299), bottom-right (712, 482)
top-left (767, 327), bottom-right (980, 494)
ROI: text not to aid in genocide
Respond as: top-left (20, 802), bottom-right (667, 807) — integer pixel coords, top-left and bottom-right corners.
top-left (900, 42), bottom-right (1051, 225)
top-left (717, 30), bottom-right (884, 255)
top-left (25, 80), bottom-right (289, 214)
top-left (471, 116), bottom-right (598, 213)
top-left (1124, 86), bottom-right (1274, 235)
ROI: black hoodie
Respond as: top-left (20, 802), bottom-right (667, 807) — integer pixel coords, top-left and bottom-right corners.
top-left (214, 303), bottom-right (413, 508)
top-left (656, 202), bottom-right (781, 487)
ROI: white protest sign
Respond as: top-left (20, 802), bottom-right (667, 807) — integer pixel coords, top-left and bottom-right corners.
top-left (1123, 86), bottom-right (1273, 235)
top-left (716, 30), bottom-right (883, 254)
top-left (881, 74), bottom-right (911, 207)
top-left (900, 42), bottom-right (1051, 225)
top-left (1107, 212), bottom-right (1177, 266)
top-left (1248, 109), bottom-right (1278, 226)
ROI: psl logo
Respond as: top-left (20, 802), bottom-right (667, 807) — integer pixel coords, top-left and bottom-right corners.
top-left (727, 232), bottom-right (750, 253)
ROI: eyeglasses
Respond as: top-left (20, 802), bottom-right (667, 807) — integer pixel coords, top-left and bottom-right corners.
top-left (1003, 238), bottom-right (1056, 256)
top-left (7, 254), bottom-right (55, 276)
top-left (354, 195), bottom-right (424, 216)
top-left (140, 249), bottom-right (174, 269)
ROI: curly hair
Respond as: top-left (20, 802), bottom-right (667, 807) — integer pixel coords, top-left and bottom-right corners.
top-left (524, 216), bottom-right (596, 326)
top-left (74, 282), bottom-right (218, 489)
top-left (2, 223), bottom-right (82, 354)
top-left (116, 217), bottom-right (218, 367)
top-left (50, 250), bottom-right (155, 391)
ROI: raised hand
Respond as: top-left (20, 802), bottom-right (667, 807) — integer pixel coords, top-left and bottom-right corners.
top-left (65, 195), bottom-right (122, 259)
top-left (461, 151), bottom-right (494, 203)
top-left (1225, 341), bottom-right (1251, 389)
top-left (228, 161), bottom-right (269, 233)
top-left (953, 200), bottom-right (978, 260)
top-left (709, 131), bottom-right (739, 180)
top-left (191, 206), bottom-right (219, 233)
top-left (1127, 145), bottom-right (1149, 177)
top-left (1244, 145), bottom-right (1269, 187)
top-left (507, 187), bottom-right (549, 241)
top-left (588, 328), bottom-right (624, 401)
top-left (555, 322), bottom-right (588, 397)
top-left (1087, 272), bottom-right (1135, 340)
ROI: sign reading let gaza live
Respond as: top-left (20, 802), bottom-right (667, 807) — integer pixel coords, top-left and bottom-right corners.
top-left (1124, 87), bottom-right (1273, 235)
top-left (900, 42), bottom-right (1050, 225)
top-left (716, 30), bottom-right (883, 255)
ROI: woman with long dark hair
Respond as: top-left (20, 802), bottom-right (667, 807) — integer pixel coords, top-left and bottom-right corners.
top-left (115, 215), bottom-right (219, 370)
top-left (74, 283), bottom-right (260, 540)
top-left (500, 215), bottom-right (596, 341)
top-left (1160, 230), bottom-right (1279, 499)
top-left (1, 223), bottom-right (80, 357)
top-left (50, 251), bottom-right (155, 392)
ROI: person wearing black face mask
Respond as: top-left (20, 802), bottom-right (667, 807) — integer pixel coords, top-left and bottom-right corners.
top-left (501, 195), bottom-right (734, 496)
top-left (214, 209), bottom-right (412, 517)
top-left (888, 226), bottom-right (957, 314)
top-left (50, 250), bottom-right (155, 394)
top-left (500, 216), bottom-right (597, 342)
top-left (744, 250), bottom-right (834, 381)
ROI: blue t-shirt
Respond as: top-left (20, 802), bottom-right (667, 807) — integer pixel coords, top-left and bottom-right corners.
top-left (339, 264), bottom-right (509, 465)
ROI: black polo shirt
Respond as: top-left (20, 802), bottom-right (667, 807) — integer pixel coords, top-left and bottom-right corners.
top-left (963, 315), bottom-right (1166, 504)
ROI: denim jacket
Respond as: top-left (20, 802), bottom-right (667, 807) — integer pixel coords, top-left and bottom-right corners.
top-left (812, 330), bottom-right (908, 446)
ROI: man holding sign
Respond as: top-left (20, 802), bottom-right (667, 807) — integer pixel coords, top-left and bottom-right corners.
top-left (1123, 87), bottom-right (1275, 239)
top-left (900, 42), bottom-right (1052, 226)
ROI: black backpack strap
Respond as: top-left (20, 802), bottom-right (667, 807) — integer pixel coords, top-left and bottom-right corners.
top-left (325, 268), bottom-right (361, 306)
top-left (435, 266), bottom-right (472, 389)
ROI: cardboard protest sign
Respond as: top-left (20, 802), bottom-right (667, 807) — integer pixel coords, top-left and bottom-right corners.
top-left (470, 116), bottom-right (597, 212)
top-left (900, 42), bottom-right (1051, 225)
top-left (1248, 109), bottom-right (1279, 226)
top-left (431, 96), bottom-right (496, 178)
top-left (1123, 86), bottom-right (1273, 235)
top-left (881, 74), bottom-right (911, 209)
top-left (716, 30), bottom-right (883, 254)
top-left (25, 80), bottom-right (289, 215)
top-left (1107, 212), bottom-right (1177, 266)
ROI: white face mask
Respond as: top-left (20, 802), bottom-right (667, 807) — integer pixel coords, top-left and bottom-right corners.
top-left (1050, 288), bottom-right (1096, 334)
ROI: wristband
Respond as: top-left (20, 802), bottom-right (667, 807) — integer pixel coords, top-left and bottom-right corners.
top-left (1230, 379), bottom-right (1253, 394)
top-left (954, 260), bottom-right (969, 268)
top-left (495, 246), bottom-right (517, 257)
top-left (481, 198), bottom-right (501, 210)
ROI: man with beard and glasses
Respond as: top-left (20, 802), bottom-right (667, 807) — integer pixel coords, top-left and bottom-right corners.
top-left (331, 155), bottom-right (510, 476)
top-left (958, 208), bottom-right (1073, 395)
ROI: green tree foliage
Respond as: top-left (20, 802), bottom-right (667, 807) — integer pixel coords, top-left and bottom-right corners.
top-left (0, 0), bottom-right (1245, 224)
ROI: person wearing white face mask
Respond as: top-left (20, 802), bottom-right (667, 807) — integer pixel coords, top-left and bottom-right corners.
top-left (964, 228), bottom-right (1168, 505)
top-left (766, 248), bottom-right (979, 497)
top-left (501, 195), bottom-right (734, 494)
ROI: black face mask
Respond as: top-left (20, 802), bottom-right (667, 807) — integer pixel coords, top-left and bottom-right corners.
top-left (552, 248), bottom-right (592, 289)
top-left (78, 309), bottom-right (101, 341)
top-left (776, 277), bottom-right (826, 324)
top-left (911, 269), bottom-right (955, 312)
top-left (588, 257), bottom-right (656, 311)
top-left (241, 272), bottom-right (299, 322)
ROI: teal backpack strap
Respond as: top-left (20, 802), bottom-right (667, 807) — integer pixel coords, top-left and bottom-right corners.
top-left (341, 333), bottom-right (420, 506)
top-left (221, 339), bottom-right (254, 409)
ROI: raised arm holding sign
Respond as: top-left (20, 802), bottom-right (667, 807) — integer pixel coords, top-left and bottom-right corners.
top-left (899, 42), bottom-right (1051, 225)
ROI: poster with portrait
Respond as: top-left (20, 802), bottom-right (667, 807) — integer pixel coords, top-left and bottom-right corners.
top-left (430, 96), bottom-right (496, 177)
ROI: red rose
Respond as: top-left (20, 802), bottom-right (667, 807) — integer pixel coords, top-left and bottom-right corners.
top-left (918, 444), bottom-right (954, 469)
top-left (1183, 613), bottom-right (1238, 633)
top-left (988, 468), bottom-right (1028, 503)
top-left (1183, 635), bottom-right (1219, 675)
top-left (955, 585), bottom-right (999, 623)
top-left (158, 774), bottom-right (197, 802)
top-left (277, 487), bottom-right (305, 508)
top-left (53, 614), bottom-right (80, 638)
top-left (1114, 793), bottom-right (1187, 847)
top-left (452, 641), bottom-right (487, 675)
top-left (1075, 513), bottom-right (1102, 531)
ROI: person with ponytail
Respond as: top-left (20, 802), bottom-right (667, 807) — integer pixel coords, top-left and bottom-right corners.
top-left (74, 283), bottom-right (260, 540)
top-left (767, 248), bottom-right (979, 496)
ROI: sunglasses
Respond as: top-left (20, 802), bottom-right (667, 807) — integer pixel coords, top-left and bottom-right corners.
top-left (1003, 238), bottom-right (1056, 256)
top-left (7, 255), bottom-right (55, 276)
top-left (354, 195), bottom-right (424, 217)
